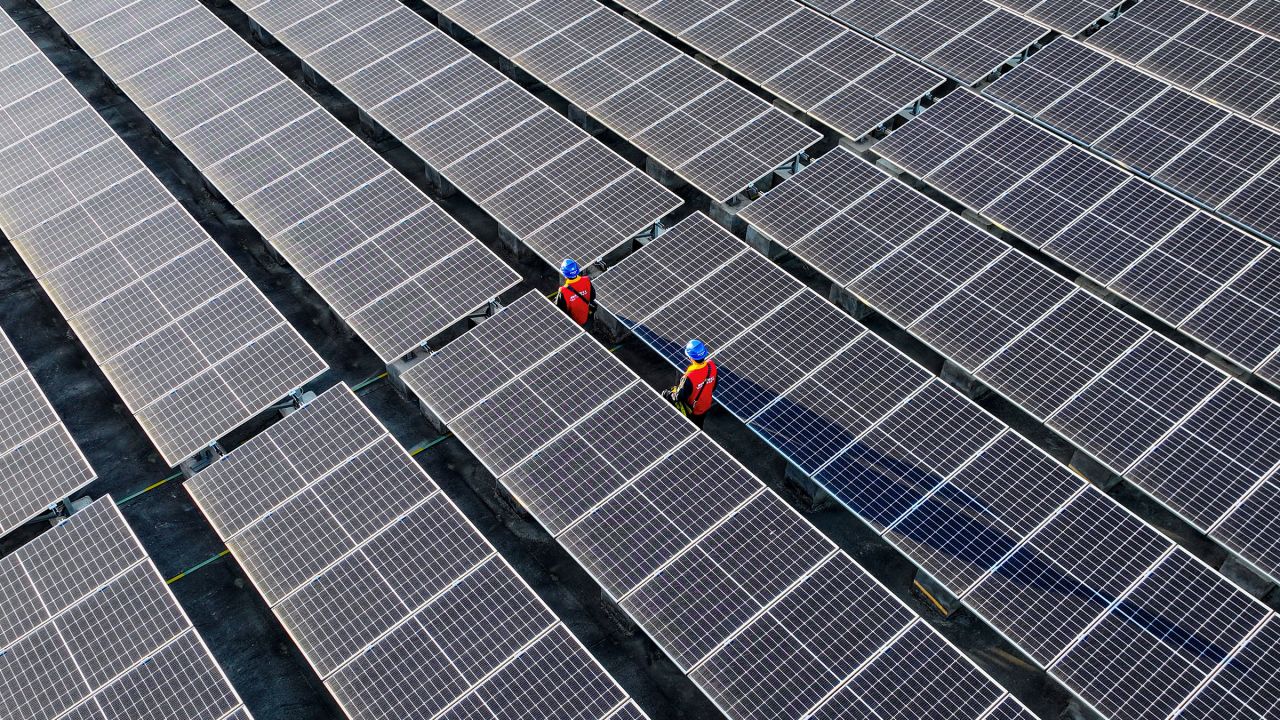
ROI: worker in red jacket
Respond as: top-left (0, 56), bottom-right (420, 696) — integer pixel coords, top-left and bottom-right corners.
top-left (555, 258), bottom-right (595, 326)
top-left (666, 339), bottom-right (718, 428)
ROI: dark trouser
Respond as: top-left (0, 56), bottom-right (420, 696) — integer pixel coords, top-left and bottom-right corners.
top-left (689, 411), bottom-right (708, 429)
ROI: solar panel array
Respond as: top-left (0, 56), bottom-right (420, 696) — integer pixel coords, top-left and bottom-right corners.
top-left (607, 0), bottom-right (946, 139)
top-left (743, 143), bottom-right (1280, 587)
top-left (0, 327), bottom-right (95, 536)
top-left (987, 0), bottom-right (1122, 34)
top-left (402, 291), bottom-right (1026, 720)
top-left (596, 212), bottom-right (1280, 720)
top-left (985, 38), bottom-right (1280, 243)
top-left (798, 0), bottom-right (1051, 83)
top-left (426, 0), bottom-right (822, 203)
top-left (230, 0), bottom-right (680, 266)
top-left (1179, 0), bottom-right (1280, 38)
top-left (0, 9), bottom-right (327, 465)
top-left (37, 0), bottom-right (520, 363)
top-left (1084, 0), bottom-right (1280, 126)
top-left (874, 89), bottom-right (1280, 388)
top-left (0, 496), bottom-right (249, 720)
top-left (186, 383), bottom-right (646, 720)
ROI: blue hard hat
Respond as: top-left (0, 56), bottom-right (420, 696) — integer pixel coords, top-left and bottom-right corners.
top-left (561, 258), bottom-right (580, 279)
top-left (685, 339), bottom-right (708, 362)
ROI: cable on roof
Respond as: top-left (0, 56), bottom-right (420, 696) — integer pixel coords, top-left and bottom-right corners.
top-left (116, 472), bottom-right (183, 506)
top-left (409, 434), bottom-right (452, 457)
top-left (166, 549), bottom-right (231, 585)
top-left (352, 371), bottom-right (389, 394)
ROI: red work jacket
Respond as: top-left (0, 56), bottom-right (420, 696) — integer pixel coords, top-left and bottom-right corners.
top-left (557, 276), bottom-right (594, 325)
top-left (676, 360), bottom-right (718, 416)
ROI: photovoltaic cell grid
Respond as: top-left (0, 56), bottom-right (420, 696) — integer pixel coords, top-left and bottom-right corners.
top-left (742, 143), bottom-right (1280, 589)
top-left (36, 0), bottom-right (520, 363)
top-left (186, 383), bottom-right (642, 720)
top-left (1178, 0), bottom-right (1280, 38)
top-left (986, 37), bottom-right (1280, 243)
top-left (403, 291), bottom-right (1022, 720)
top-left (0, 11), bottom-right (326, 465)
top-left (1084, 0), bottom-right (1280, 126)
top-left (427, 0), bottom-right (822, 203)
top-left (0, 497), bottom-right (246, 720)
top-left (231, 0), bottom-right (680, 266)
top-left (987, 0), bottom-right (1123, 34)
top-left (608, 0), bottom-right (947, 139)
top-left (798, 0), bottom-right (1051, 83)
top-left (596, 213), bottom-right (1280, 720)
top-left (875, 89), bottom-right (1280, 388)
top-left (0, 327), bottom-right (94, 536)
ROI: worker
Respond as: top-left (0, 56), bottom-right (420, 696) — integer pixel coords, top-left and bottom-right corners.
top-left (555, 258), bottom-right (595, 326)
top-left (666, 339), bottom-right (718, 428)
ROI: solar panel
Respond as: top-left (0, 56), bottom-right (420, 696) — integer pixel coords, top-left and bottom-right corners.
top-left (186, 382), bottom-right (645, 720)
top-left (597, 211), bottom-right (1280, 718)
top-left (231, 0), bottom-right (679, 265)
top-left (988, 0), bottom-right (1122, 34)
top-left (809, 620), bottom-right (1007, 720)
top-left (0, 328), bottom-right (95, 535)
top-left (424, 0), bottom-right (821, 202)
top-left (799, 0), bottom-right (1050, 83)
top-left (611, 0), bottom-right (945, 139)
top-left (1085, 0), bottom-right (1280, 126)
top-left (742, 143), bottom-right (1280, 584)
top-left (875, 89), bottom-right (1280, 385)
top-left (0, 12), bottom-right (326, 465)
top-left (403, 290), bottom-right (1019, 720)
top-left (0, 497), bottom-right (247, 720)
top-left (1179, 0), bottom-right (1280, 38)
top-left (985, 38), bottom-right (1280, 244)
top-left (37, 0), bottom-right (519, 363)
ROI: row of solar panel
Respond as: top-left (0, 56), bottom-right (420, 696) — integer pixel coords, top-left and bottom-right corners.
top-left (431, 0), bottom-right (824, 202)
top-left (602, 0), bottom-right (1280, 257)
top-left (236, 0), bottom-right (681, 265)
top-left (792, 0), bottom-right (1280, 132)
top-left (0, 497), bottom-right (249, 720)
top-left (37, 0), bottom-right (522, 364)
top-left (199, 2), bottom-right (1280, 712)
top-left (800, 0), bottom-right (1052, 83)
top-left (185, 383), bottom-right (647, 720)
top-left (1174, 0), bottom-right (1279, 38)
top-left (1076, 0), bottom-right (1280, 127)
top-left (0, 11), bottom-right (326, 465)
top-left (743, 144), bottom-right (1280, 586)
top-left (241, 0), bottom-right (1280, 543)
top-left (595, 213), bottom-right (1279, 720)
top-left (401, 291), bottom-right (1029, 720)
top-left (607, 0), bottom-right (948, 139)
top-left (876, 89), bottom-right (1280, 385)
top-left (989, 0), bottom-right (1280, 47)
top-left (987, 37), bottom-right (1280, 244)
top-left (0, 328), bottom-right (94, 536)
